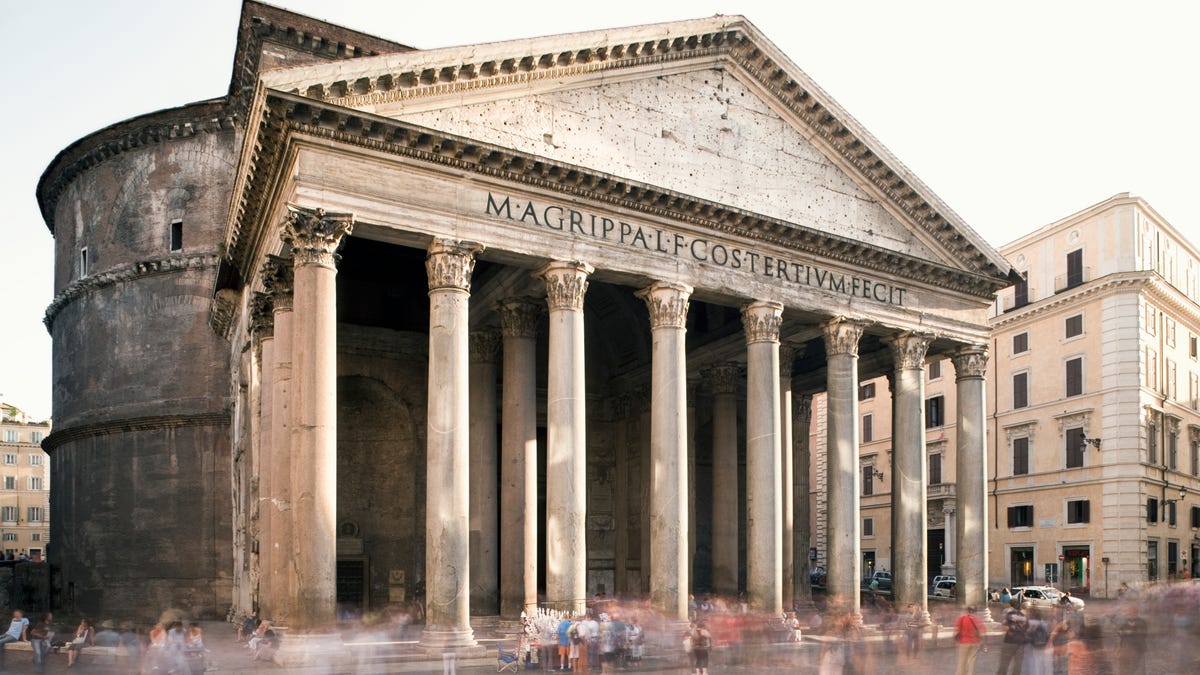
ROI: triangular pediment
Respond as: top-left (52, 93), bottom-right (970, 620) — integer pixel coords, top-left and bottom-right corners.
top-left (249, 15), bottom-right (1012, 282)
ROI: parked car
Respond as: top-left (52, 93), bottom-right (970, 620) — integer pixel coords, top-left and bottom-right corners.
top-left (1011, 586), bottom-right (1085, 611)
top-left (862, 570), bottom-right (892, 594)
top-left (931, 580), bottom-right (957, 599)
top-left (930, 574), bottom-right (956, 592)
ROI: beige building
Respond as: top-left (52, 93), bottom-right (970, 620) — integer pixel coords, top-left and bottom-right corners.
top-left (813, 193), bottom-right (1200, 599)
top-left (0, 404), bottom-right (51, 560)
top-left (989, 193), bottom-right (1200, 596)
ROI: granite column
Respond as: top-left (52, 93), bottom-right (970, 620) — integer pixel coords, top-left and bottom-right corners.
top-left (743, 301), bottom-right (784, 613)
top-left (888, 332), bottom-right (932, 617)
top-left (469, 331), bottom-right (500, 615)
top-left (823, 318), bottom-right (865, 620)
top-left (953, 346), bottom-right (990, 619)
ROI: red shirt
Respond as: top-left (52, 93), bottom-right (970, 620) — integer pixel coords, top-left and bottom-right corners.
top-left (956, 614), bottom-right (984, 644)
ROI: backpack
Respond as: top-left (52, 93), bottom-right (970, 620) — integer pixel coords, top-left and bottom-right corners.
top-left (1028, 622), bottom-right (1049, 647)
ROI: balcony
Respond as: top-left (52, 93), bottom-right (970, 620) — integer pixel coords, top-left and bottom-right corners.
top-left (928, 483), bottom-right (956, 500)
top-left (1055, 267), bottom-right (1092, 293)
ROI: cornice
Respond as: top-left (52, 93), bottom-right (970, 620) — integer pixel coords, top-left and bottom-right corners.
top-left (36, 100), bottom-right (239, 232)
top-left (41, 411), bottom-right (230, 453)
top-left (42, 252), bottom-right (221, 332)
top-left (263, 24), bottom-right (1009, 283)
top-left (226, 90), bottom-right (1008, 302)
top-left (990, 272), bottom-right (1152, 330)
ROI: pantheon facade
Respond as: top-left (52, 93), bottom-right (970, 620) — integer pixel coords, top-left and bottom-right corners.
top-left (37, 1), bottom-right (1013, 644)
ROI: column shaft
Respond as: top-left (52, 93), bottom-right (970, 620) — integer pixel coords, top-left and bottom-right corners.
top-left (498, 300), bottom-right (541, 618)
top-left (780, 346), bottom-right (795, 610)
top-left (823, 318), bottom-right (865, 617)
top-left (249, 293), bottom-right (275, 618)
top-left (743, 301), bottom-right (784, 613)
top-left (469, 332), bottom-right (500, 615)
top-left (638, 282), bottom-right (691, 621)
top-left (793, 395), bottom-right (814, 604)
top-left (889, 333), bottom-right (932, 613)
top-left (270, 306), bottom-right (294, 623)
top-left (953, 347), bottom-right (989, 617)
top-left (540, 261), bottom-right (593, 612)
top-left (421, 239), bottom-right (483, 650)
top-left (283, 207), bottom-right (352, 630)
top-left (708, 365), bottom-right (739, 597)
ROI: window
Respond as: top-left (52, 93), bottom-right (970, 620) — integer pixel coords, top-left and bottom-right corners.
top-left (862, 414), bottom-right (874, 443)
top-left (1169, 429), bottom-right (1178, 470)
top-left (1013, 372), bottom-right (1029, 409)
top-left (1013, 277), bottom-right (1029, 309)
top-left (1008, 505), bottom-right (1034, 528)
top-left (928, 360), bottom-right (942, 380)
top-left (1148, 498), bottom-right (1159, 524)
top-left (0, 506), bottom-right (15, 522)
top-left (1013, 437), bottom-right (1030, 476)
top-left (1192, 372), bottom-right (1200, 409)
top-left (1013, 332), bottom-right (1029, 354)
top-left (1065, 357), bottom-right (1083, 397)
top-left (31, 534), bottom-right (40, 542)
top-left (1146, 304), bottom-right (1157, 335)
top-left (79, 246), bottom-right (89, 278)
top-left (1066, 499), bottom-right (1091, 524)
top-left (858, 382), bottom-right (876, 401)
top-left (863, 517), bottom-right (874, 537)
top-left (0, 534), bottom-right (14, 542)
top-left (1166, 318), bottom-right (1177, 347)
top-left (929, 453), bottom-right (942, 485)
top-left (1, 431), bottom-right (15, 443)
top-left (2, 477), bottom-right (13, 490)
top-left (926, 396), bottom-right (945, 428)
top-left (26, 507), bottom-right (43, 522)
top-left (1149, 419), bottom-right (1159, 465)
top-left (862, 465), bottom-right (875, 496)
top-left (29, 454), bottom-right (41, 466)
top-left (28, 477), bottom-right (42, 491)
top-left (1191, 334), bottom-right (1198, 359)
top-left (1167, 501), bottom-right (1177, 527)
top-left (170, 220), bottom-right (183, 251)
top-left (1, 454), bottom-right (15, 465)
top-left (1167, 361), bottom-right (1178, 400)
top-left (1192, 438), bottom-right (1199, 477)
top-left (1066, 249), bottom-right (1084, 288)
top-left (30, 431), bottom-right (43, 444)
top-left (1065, 427), bottom-right (1085, 469)
top-left (1065, 314), bottom-right (1083, 338)
top-left (1192, 506), bottom-right (1200, 529)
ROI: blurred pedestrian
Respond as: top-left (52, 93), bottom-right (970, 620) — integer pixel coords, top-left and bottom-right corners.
top-left (954, 605), bottom-right (987, 675)
top-left (689, 620), bottom-right (712, 675)
top-left (29, 612), bottom-right (52, 674)
top-left (996, 600), bottom-right (1027, 675)
top-left (904, 603), bottom-right (923, 657)
top-left (1115, 605), bottom-right (1146, 675)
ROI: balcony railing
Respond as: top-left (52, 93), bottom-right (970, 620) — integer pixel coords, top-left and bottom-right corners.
top-left (1055, 267), bottom-right (1092, 293)
top-left (928, 483), bottom-right (956, 499)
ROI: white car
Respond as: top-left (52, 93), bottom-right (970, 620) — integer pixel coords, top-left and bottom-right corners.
top-left (931, 580), bottom-right (956, 599)
top-left (1011, 586), bottom-right (1085, 611)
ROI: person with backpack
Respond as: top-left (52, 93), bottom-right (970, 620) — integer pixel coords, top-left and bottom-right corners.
top-left (996, 601), bottom-right (1027, 675)
top-left (1022, 608), bottom-right (1052, 675)
top-left (689, 620), bottom-right (712, 675)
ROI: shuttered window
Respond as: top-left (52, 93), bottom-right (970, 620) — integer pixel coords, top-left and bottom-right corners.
top-left (1013, 372), bottom-right (1029, 409)
top-left (1066, 357), bottom-right (1083, 397)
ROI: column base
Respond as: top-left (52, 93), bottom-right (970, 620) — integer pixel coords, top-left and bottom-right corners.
top-left (419, 625), bottom-right (483, 655)
top-left (272, 631), bottom-right (346, 670)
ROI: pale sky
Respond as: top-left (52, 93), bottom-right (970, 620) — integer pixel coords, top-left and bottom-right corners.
top-left (2, 0), bottom-right (1197, 421)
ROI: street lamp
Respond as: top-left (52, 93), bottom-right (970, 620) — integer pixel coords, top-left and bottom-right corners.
top-left (1162, 486), bottom-right (1187, 521)
top-left (871, 468), bottom-right (885, 482)
top-left (1080, 437), bottom-right (1102, 450)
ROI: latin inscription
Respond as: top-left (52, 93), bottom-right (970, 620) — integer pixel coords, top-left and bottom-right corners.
top-left (485, 193), bottom-right (907, 306)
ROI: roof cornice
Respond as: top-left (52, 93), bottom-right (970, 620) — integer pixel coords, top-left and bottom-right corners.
top-left (989, 270), bottom-right (1200, 330)
top-left (226, 90), bottom-right (1011, 304)
top-left (256, 17), bottom-right (1012, 282)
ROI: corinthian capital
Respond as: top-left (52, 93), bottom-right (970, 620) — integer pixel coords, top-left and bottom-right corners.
top-left (282, 205), bottom-right (354, 268)
top-left (497, 298), bottom-right (542, 339)
top-left (249, 292), bottom-right (274, 339)
top-left (888, 332), bottom-right (934, 371)
top-left (636, 282), bottom-right (692, 329)
top-left (705, 363), bottom-right (741, 395)
top-left (469, 331), bottom-right (501, 363)
top-left (260, 255), bottom-right (294, 312)
top-left (822, 317), bottom-right (866, 356)
top-left (426, 239), bottom-right (484, 292)
top-left (951, 345), bottom-right (989, 380)
top-left (539, 261), bottom-right (593, 312)
top-left (741, 300), bottom-right (783, 344)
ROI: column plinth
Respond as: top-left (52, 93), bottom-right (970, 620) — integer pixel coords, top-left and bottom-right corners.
top-left (952, 346), bottom-right (990, 621)
top-left (743, 300), bottom-right (784, 614)
top-left (823, 317), bottom-right (865, 621)
top-left (539, 261), bottom-right (593, 613)
top-left (636, 281), bottom-right (692, 621)
top-left (281, 207), bottom-right (352, 631)
top-left (888, 332), bottom-right (933, 615)
top-left (498, 299), bottom-right (542, 618)
top-left (421, 238), bottom-right (483, 651)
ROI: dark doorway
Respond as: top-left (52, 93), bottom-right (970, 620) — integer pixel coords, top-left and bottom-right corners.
top-left (337, 558), bottom-right (368, 618)
top-left (927, 528), bottom-right (945, 584)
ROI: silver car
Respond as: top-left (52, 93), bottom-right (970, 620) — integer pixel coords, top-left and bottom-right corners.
top-left (1011, 586), bottom-right (1085, 610)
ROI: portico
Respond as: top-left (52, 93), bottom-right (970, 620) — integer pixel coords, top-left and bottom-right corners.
top-left (213, 13), bottom-right (1014, 649)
